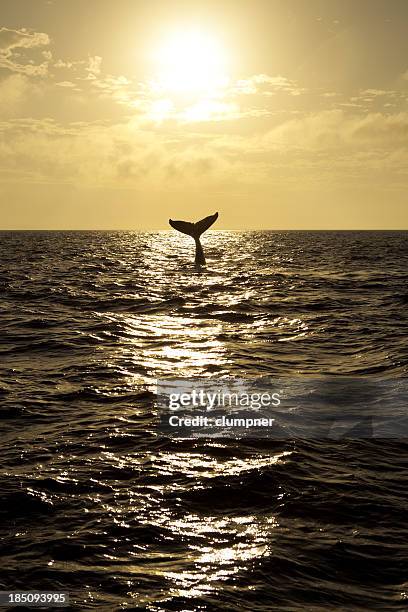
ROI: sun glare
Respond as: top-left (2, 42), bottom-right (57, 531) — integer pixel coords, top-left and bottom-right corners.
top-left (153, 29), bottom-right (229, 96)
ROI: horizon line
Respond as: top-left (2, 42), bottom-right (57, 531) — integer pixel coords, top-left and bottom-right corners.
top-left (0, 228), bottom-right (407, 232)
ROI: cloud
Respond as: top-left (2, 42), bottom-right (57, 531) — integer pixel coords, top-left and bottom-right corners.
top-left (0, 74), bottom-right (41, 117)
top-left (348, 89), bottom-right (403, 108)
top-left (0, 27), bottom-right (49, 52)
top-left (86, 71), bottom-right (305, 123)
top-left (92, 75), bottom-right (133, 103)
top-left (53, 59), bottom-right (75, 69)
top-left (0, 115), bottom-right (239, 189)
top-left (181, 100), bottom-right (240, 123)
top-left (260, 109), bottom-right (408, 151)
top-left (0, 108), bottom-right (408, 203)
top-left (55, 81), bottom-right (77, 88)
top-left (360, 89), bottom-right (389, 97)
top-left (232, 74), bottom-right (306, 97)
top-left (0, 27), bottom-right (51, 75)
top-left (196, 108), bottom-right (408, 189)
top-left (349, 111), bottom-right (408, 143)
top-left (85, 55), bottom-right (102, 80)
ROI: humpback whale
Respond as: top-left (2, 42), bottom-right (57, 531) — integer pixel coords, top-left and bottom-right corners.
top-left (169, 212), bottom-right (218, 266)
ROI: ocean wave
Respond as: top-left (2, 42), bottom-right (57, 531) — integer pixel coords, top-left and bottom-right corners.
top-left (0, 230), bottom-right (407, 610)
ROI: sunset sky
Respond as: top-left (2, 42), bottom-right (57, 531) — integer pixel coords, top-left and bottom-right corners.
top-left (1, 0), bottom-right (408, 229)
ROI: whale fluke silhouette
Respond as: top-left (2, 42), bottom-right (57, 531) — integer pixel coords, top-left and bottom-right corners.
top-left (169, 212), bottom-right (218, 266)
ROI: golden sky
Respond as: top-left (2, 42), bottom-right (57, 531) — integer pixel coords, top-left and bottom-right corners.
top-left (0, 0), bottom-right (408, 229)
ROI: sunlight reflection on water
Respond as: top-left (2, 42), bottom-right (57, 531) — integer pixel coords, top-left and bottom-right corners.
top-left (128, 451), bottom-right (289, 599)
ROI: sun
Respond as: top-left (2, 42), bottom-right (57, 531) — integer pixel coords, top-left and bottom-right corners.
top-left (153, 29), bottom-right (229, 96)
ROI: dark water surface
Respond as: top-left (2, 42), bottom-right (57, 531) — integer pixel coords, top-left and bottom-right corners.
top-left (0, 230), bottom-right (407, 610)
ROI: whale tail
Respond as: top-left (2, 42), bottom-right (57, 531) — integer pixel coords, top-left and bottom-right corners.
top-left (169, 212), bottom-right (218, 239)
top-left (169, 212), bottom-right (218, 266)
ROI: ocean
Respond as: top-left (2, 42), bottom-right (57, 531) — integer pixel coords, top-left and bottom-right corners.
top-left (0, 230), bottom-right (407, 610)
